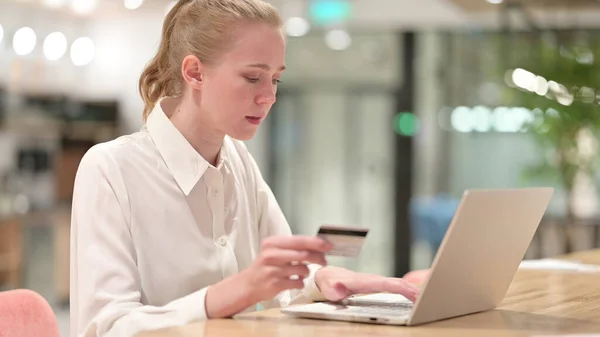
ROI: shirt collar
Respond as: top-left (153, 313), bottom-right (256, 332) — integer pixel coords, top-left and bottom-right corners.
top-left (146, 97), bottom-right (226, 195)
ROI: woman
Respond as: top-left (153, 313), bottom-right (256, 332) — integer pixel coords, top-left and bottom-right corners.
top-left (69, 0), bottom-right (421, 336)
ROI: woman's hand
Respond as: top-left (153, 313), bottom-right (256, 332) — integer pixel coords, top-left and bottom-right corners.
top-left (403, 269), bottom-right (430, 286)
top-left (206, 235), bottom-right (332, 318)
top-left (314, 266), bottom-right (421, 303)
top-left (243, 236), bottom-right (332, 302)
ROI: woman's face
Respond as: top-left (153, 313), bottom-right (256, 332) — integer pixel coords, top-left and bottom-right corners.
top-left (187, 22), bottom-right (286, 141)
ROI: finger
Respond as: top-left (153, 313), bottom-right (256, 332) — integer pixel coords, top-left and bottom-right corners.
top-left (260, 249), bottom-right (327, 266)
top-left (379, 278), bottom-right (420, 302)
top-left (281, 264), bottom-right (310, 279)
top-left (262, 235), bottom-right (332, 253)
top-left (350, 276), bottom-right (420, 302)
top-left (275, 279), bottom-right (305, 292)
top-left (403, 269), bottom-right (430, 285)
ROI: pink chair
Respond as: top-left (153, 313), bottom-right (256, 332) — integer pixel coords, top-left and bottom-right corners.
top-left (0, 289), bottom-right (60, 337)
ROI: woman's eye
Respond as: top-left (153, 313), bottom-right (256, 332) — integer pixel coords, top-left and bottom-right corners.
top-left (245, 77), bottom-right (260, 83)
top-left (272, 79), bottom-right (281, 85)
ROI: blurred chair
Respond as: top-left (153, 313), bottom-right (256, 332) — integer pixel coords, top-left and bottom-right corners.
top-left (0, 289), bottom-right (60, 337)
top-left (530, 216), bottom-right (600, 259)
top-left (410, 194), bottom-right (459, 254)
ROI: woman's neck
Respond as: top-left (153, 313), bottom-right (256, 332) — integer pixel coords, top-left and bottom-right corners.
top-left (166, 97), bottom-right (224, 167)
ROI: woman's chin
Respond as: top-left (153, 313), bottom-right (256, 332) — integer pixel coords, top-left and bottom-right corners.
top-left (227, 129), bottom-right (258, 142)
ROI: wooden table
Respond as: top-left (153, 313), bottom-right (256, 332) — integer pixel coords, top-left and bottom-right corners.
top-left (139, 250), bottom-right (600, 337)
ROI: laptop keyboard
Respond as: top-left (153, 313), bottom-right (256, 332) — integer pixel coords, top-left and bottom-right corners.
top-left (332, 301), bottom-right (414, 317)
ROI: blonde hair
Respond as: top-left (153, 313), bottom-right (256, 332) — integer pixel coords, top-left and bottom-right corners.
top-left (138, 0), bottom-right (282, 120)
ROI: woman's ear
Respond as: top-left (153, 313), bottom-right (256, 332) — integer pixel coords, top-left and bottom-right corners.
top-left (181, 55), bottom-right (203, 89)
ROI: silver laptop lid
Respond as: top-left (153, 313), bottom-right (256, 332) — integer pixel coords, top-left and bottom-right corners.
top-left (408, 188), bottom-right (554, 326)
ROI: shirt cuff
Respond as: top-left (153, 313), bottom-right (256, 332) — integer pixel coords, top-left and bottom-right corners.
top-left (301, 264), bottom-right (327, 302)
top-left (164, 286), bottom-right (209, 321)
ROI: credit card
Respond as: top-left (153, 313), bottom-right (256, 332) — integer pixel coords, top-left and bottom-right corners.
top-left (317, 225), bottom-right (369, 257)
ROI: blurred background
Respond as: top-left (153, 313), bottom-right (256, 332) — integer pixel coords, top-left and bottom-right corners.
top-left (2, 0), bottom-right (600, 334)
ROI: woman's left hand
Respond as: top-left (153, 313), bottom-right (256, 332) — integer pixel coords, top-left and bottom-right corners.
top-left (314, 266), bottom-right (421, 303)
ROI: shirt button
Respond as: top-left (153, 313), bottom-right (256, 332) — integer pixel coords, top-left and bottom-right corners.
top-left (218, 236), bottom-right (227, 247)
top-left (212, 188), bottom-right (219, 196)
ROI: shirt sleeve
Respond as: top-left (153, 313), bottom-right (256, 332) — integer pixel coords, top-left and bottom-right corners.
top-left (245, 147), bottom-right (327, 307)
top-left (70, 146), bottom-right (209, 337)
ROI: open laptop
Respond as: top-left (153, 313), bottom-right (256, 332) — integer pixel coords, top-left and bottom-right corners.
top-left (282, 188), bottom-right (554, 326)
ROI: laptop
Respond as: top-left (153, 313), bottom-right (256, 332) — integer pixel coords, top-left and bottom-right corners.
top-left (282, 188), bottom-right (554, 326)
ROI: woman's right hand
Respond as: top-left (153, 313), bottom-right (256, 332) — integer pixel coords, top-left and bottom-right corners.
top-left (241, 235), bottom-right (332, 303)
top-left (205, 235), bottom-right (332, 318)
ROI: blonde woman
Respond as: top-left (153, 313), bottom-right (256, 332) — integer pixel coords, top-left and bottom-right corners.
top-left (69, 1), bottom-right (421, 336)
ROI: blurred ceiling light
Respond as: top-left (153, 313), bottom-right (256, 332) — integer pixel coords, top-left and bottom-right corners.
top-left (43, 0), bottom-right (67, 8)
top-left (548, 81), bottom-right (561, 94)
top-left (548, 81), bottom-right (572, 104)
top-left (165, 1), bottom-right (177, 15)
top-left (578, 86), bottom-right (596, 104)
top-left (43, 32), bottom-right (67, 61)
top-left (450, 106), bottom-right (473, 133)
top-left (472, 105), bottom-right (491, 132)
top-left (325, 29), bottom-right (351, 51)
top-left (124, 0), bottom-right (143, 10)
top-left (70, 0), bottom-right (97, 15)
top-left (0, 24), bottom-right (4, 44)
top-left (492, 107), bottom-right (514, 132)
top-left (486, 0), bottom-right (503, 4)
top-left (13, 27), bottom-right (37, 56)
top-left (511, 68), bottom-right (536, 92)
top-left (451, 106), bottom-right (533, 133)
top-left (556, 93), bottom-right (574, 106)
top-left (70, 37), bottom-right (95, 66)
top-left (534, 76), bottom-right (549, 96)
top-left (285, 17), bottom-right (310, 37)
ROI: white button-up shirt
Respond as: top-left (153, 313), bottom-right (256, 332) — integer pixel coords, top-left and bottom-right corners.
top-left (70, 98), bottom-right (324, 337)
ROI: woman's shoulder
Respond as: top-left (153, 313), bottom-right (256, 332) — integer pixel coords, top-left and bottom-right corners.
top-left (77, 130), bottom-right (154, 177)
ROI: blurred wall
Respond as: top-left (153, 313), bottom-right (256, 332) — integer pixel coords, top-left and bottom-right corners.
top-left (0, 2), bottom-right (408, 277)
top-left (0, 2), bottom-right (161, 128)
top-left (267, 30), bottom-right (402, 275)
top-left (413, 31), bottom-right (445, 197)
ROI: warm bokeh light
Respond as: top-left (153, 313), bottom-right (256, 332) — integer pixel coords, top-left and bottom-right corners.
top-left (325, 29), bottom-right (351, 51)
top-left (285, 17), bottom-right (310, 37)
top-left (13, 27), bottom-right (37, 56)
top-left (43, 32), bottom-right (68, 61)
top-left (70, 37), bottom-right (95, 66)
top-left (124, 0), bottom-right (143, 10)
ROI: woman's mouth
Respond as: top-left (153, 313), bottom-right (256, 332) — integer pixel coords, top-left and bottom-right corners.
top-left (245, 116), bottom-right (262, 125)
